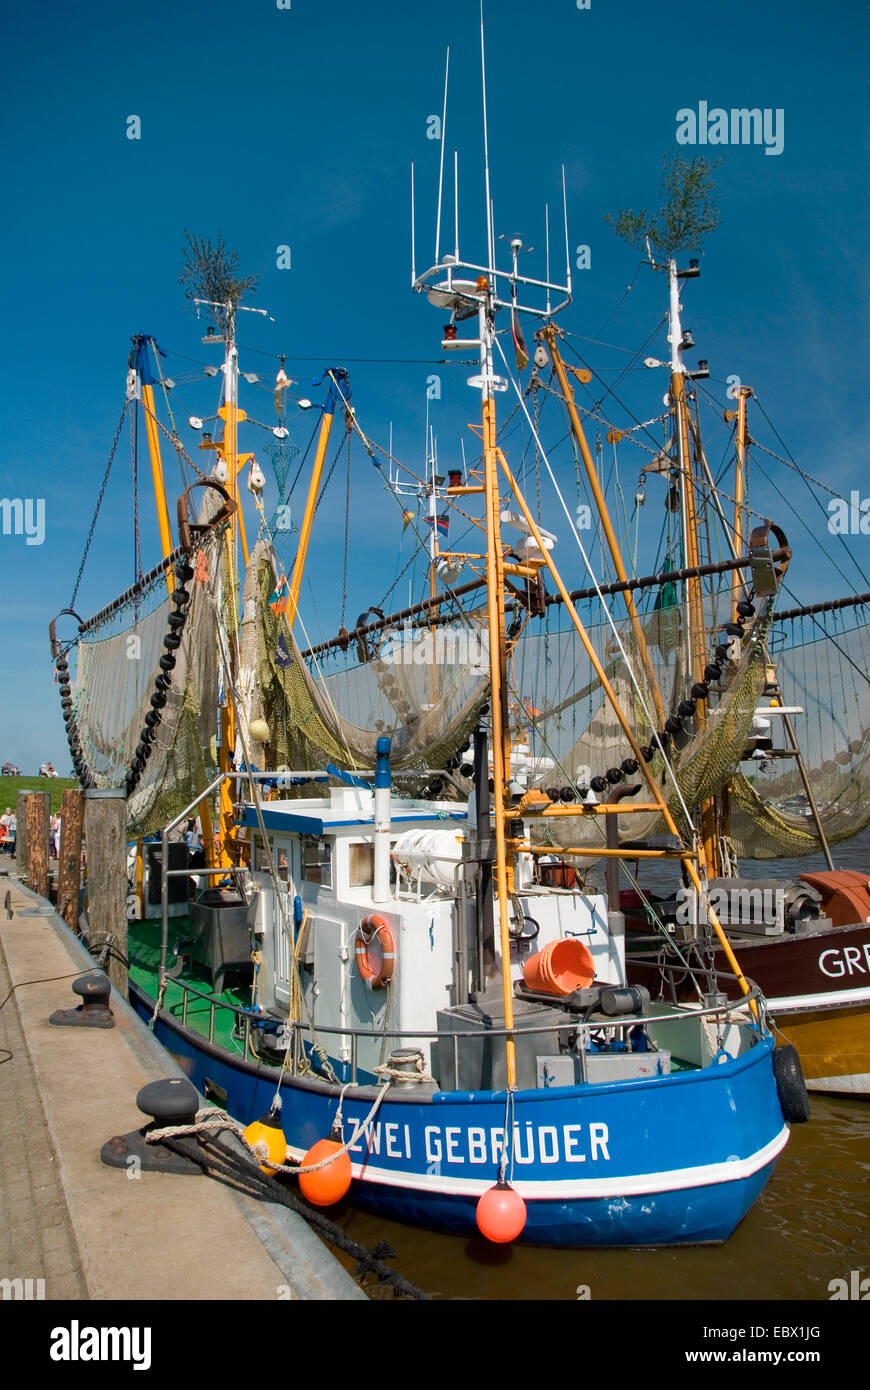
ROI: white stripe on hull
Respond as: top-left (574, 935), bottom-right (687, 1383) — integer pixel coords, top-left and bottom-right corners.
top-left (758, 985), bottom-right (870, 1014)
top-left (284, 1125), bottom-right (789, 1199)
top-left (806, 1071), bottom-right (870, 1097)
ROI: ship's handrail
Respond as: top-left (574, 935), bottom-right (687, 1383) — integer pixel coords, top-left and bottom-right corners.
top-left (161, 971), bottom-right (766, 1083)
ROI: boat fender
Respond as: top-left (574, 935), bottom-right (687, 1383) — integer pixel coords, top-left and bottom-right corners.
top-left (354, 914), bottom-right (395, 989)
top-left (772, 1043), bottom-right (811, 1124)
top-left (476, 1179), bottom-right (527, 1244)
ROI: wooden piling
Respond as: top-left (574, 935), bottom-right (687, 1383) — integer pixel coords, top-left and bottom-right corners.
top-left (24, 792), bottom-right (50, 898)
top-left (57, 788), bottom-right (85, 932)
top-left (15, 792), bottom-right (28, 869)
top-left (84, 789), bottom-right (128, 997)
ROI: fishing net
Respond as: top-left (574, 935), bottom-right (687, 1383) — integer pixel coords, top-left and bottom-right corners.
top-left (727, 610), bottom-right (870, 858)
top-left (517, 615), bottom-right (768, 848)
top-left (246, 540), bottom-right (489, 775)
top-left (68, 532), bottom-right (222, 837)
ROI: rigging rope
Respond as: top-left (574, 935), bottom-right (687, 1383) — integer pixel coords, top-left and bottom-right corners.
top-left (70, 400), bottom-right (129, 607)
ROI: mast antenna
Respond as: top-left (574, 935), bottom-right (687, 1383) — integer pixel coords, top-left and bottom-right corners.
top-left (480, 2), bottom-right (495, 275)
top-left (545, 203), bottom-right (551, 316)
top-left (454, 150), bottom-right (460, 263)
top-left (410, 163), bottom-right (417, 287)
top-left (562, 165), bottom-right (572, 297)
top-left (435, 48), bottom-right (450, 264)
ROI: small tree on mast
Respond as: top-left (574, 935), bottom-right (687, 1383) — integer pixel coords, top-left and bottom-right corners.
top-left (605, 154), bottom-right (722, 260)
top-left (178, 230), bottom-right (260, 339)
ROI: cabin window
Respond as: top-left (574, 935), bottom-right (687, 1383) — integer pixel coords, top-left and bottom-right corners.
top-left (303, 838), bottom-right (332, 888)
top-left (253, 836), bottom-right (290, 883)
top-left (348, 842), bottom-right (375, 888)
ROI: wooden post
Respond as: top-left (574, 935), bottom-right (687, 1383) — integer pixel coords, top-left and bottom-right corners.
top-left (84, 789), bottom-right (128, 997)
top-left (15, 791), bottom-right (29, 868)
top-left (24, 792), bottom-right (50, 898)
top-left (57, 788), bottom-right (85, 932)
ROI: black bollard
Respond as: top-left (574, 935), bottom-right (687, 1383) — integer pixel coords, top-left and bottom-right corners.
top-left (49, 972), bottom-right (114, 1029)
top-left (100, 1077), bottom-right (203, 1176)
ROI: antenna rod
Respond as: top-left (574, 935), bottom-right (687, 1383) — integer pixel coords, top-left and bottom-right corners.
top-left (435, 48), bottom-right (450, 263)
top-left (562, 164), bottom-right (572, 297)
top-left (545, 203), bottom-right (551, 316)
top-left (454, 150), bottom-right (460, 262)
top-left (410, 163), bottom-right (417, 285)
top-left (480, 1), bottom-right (495, 273)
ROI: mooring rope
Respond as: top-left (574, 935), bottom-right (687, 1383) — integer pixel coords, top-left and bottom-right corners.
top-left (143, 1099), bottom-right (430, 1300)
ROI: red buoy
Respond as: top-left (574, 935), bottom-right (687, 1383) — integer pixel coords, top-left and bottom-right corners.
top-left (298, 1137), bottom-right (353, 1207)
top-left (475, 1180), bottom-right (527, 1243)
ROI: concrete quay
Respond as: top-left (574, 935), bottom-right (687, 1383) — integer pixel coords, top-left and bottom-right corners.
top-left (0, 869), bottom-right (366, 1302)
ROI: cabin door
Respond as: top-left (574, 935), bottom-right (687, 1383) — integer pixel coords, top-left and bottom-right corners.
top-left (271, 837), bottom-right (302, 1007)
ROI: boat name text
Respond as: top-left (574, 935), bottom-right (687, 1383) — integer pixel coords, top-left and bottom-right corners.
top-left (818, 943), bottom-right (870, 978)
top-left (344, 1118), bottom-right (611, 1166)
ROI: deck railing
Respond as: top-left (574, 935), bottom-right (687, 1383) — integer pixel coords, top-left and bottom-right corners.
top-left (157, 968), bottom-right (766, 1088)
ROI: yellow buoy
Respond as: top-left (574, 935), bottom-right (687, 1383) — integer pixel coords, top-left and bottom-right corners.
top-left (250, 718), bottom-right (271, 744)
top-left (243, 1104), bottom-right (286, 1176)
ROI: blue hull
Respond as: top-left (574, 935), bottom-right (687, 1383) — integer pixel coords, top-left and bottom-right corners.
top-left (132, 987), bottom-right (788, 1247)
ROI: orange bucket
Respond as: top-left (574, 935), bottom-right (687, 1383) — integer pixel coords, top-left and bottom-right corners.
top-left (522, 938), bottom-right (594, 996)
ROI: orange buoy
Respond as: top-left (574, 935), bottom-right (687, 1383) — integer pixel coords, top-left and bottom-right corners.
top-left (522, 937), bottom-right (594, 996)
top-left (243, 1104), bottom-right (287, 1176)
top-left (298, 1136), bottom-right (353, 1207)
top-left (476, 1180), bottom-right (527, 1244)
top-left (354, 914), bottom-right (396, 989)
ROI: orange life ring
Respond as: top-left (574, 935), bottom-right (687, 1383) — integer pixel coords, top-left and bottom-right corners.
top-left (354, 914), bottom-right (395, 989)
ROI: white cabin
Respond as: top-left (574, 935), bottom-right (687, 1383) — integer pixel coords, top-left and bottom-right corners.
top-left (241, 785), bottom-right (617, 1081)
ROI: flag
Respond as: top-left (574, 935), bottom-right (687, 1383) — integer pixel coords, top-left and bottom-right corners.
top-left (269, 573), bottom-right (289, 614)
top-left (425, 513), bottom-right (450, 537)
top-left (511, 306), bottom-right (529, 371)
top-left (402, 510), bottom-right (415, 530)
top-left (276, 632), bottom-right (292, 669)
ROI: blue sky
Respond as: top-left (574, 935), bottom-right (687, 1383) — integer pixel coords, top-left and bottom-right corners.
top-left (1, 0), bottom-right (867, 771)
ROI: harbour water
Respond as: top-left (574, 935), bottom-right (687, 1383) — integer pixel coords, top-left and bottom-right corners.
top-left (335, 828), bottom-right (870, 1300)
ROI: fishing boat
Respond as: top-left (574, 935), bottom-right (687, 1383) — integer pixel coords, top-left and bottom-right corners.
top-left (49, 32), bottom-right (809, 1248)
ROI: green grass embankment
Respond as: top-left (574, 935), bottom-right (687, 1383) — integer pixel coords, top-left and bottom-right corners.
top-left (0, 777), bottom-right (78, 814)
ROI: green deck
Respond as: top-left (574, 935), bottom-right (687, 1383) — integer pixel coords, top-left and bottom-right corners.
top-left (127, 917), bottom-right (254, 1054)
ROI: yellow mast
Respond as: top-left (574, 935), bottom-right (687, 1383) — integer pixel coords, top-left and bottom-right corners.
top-left (543, 326), bottom-right (666, 730)
top-left (288, 373), bottom-right (340, 627)
top-left (195, 306), bottom-right (246, 867)
top-left (131, 338), bottom-right (177, 899)
top-left (667, 260), bottom-right (718, 874)
top-left (478, 288), bottom-right (517, 1088)
top-left (729, 385), bottom-right (753, 624)
top-left (218, 312), bottom-right (240, 867)
top-left (495, 448), bottom-right (757, 1010)
top-left (131, 336), bottom-right (174, 587)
